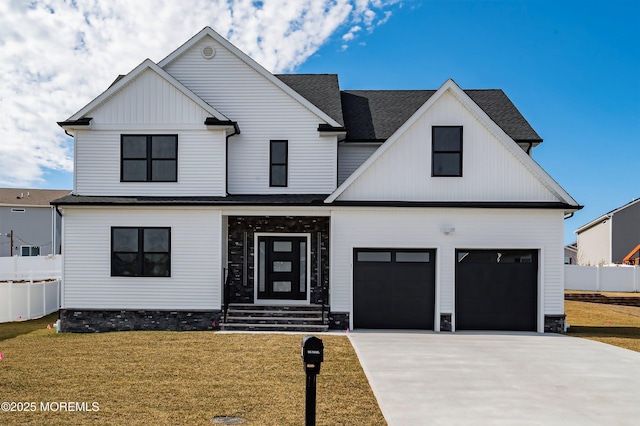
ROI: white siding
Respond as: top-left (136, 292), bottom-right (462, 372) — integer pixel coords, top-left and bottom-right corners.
top-left (62, 207), bottom-right (222, 310)
top-left (338, 90), bottom-right (560, 202)
top-left (577, 221), bottom-right (611, 265)
top-left (163, 36), bottom-right (337, 194)
top-left (338, 144), bottom-right (380, 185)
top-left (74, 67), bottom-right (227, 196)
top-left (331, 208), bottom-right (565, 330)
top-left (75, 129), bottom-right (226, 196)
top-left (88, 69), bottom-right (211, 126)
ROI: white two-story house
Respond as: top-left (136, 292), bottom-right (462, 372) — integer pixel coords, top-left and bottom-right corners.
top-left (54, 27), bottom-right (580, 333)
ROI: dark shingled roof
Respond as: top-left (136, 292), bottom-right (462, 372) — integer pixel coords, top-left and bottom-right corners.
top-left (50, 194), bottom-right (578, 210)
top-left (97, 72), bottom-right (540, 144)
top-left (274, 74), bottom-right (541, 143)
top-left (51, 194), bottom-right (330, 206)
top-left (275, 74), bottom-right (345, 126)
top-left (340, 89), bottom-right (542, 142)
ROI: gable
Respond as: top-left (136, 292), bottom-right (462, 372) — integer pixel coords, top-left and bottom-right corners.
top-left (161, 31), bottom-right (341, 195)
top-left (159, 28), bottom-right (341, 128)
top-left (330, 82), bottom-right (578, 205)
top-left (87, 68), bottom-right (212, 126)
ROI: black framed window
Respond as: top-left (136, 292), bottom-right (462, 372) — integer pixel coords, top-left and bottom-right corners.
top-left (111, 227), bottom-right (171, 277)
top-left (432, 126), bottom-right (462, 177)
top-left (270, 140), bottom-right (288, 187)
top-left (121, 135), bottom-right (177, 182)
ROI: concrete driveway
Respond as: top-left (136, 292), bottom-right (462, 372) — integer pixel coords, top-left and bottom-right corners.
top-left (348, 331), bottom-right (640, 425)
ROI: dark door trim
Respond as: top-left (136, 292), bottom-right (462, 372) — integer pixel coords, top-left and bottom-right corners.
top-left (254, 233), bottom-right (311, 304)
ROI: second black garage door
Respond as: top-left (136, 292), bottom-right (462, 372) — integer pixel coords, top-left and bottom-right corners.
top-left (455, 249), bottom-right (538, 331)
top-left (353, 249), bottom-right (435, 329)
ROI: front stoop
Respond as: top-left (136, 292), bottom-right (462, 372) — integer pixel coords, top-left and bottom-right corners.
top-left (221, 304), bottom-right (328, 332)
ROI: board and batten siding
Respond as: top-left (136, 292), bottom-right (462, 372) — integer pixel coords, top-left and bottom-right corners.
top-left (74, 67), bottom-right (227, 197)
top-left (337, 143), bottom-right (380, 185)
top-left (337, 90), bottom-right (558, 202)
top-left (62, 207), bottom-right (222, 310)
top-left (163, 36), bottom-right (337, 194)
top-left (88, 68), bottom-right (212, 126)
top-left (331, 208), bottom-right (565, 331)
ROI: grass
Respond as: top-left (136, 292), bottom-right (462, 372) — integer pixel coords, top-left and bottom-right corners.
top-left (565, 298), bottom-right (640, 352)
top-left (0, 315), bottom-right (385, 425)
top-left (565, 290), bottom-right (640, 297)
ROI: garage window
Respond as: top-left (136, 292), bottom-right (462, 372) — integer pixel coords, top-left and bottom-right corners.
top-left (356, 251), bottom-right (391, 262)
top-left (458, 250), bottom-right (534, 263)
top-left (396, 252), bottom-right (430, 262)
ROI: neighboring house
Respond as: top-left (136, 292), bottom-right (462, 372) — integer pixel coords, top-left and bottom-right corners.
top-left (575, 198), bottom-right (640, 265)
top-left (564, 243), bottom-right (578, 265)
top-left (0, 188), bottom-right (70, 257)
top-left (53, 27), bottom-right (580, 334)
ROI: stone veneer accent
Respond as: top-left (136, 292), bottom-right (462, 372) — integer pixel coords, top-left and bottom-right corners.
top-left (440, 313), bottom-right (452, 332)
top-left (227, 216), bottom-right (330, 305)
top-left (328, 312), bottom-right (350, 330)
top-left (544, 314), bottom-right (566, 333)
top-left (59, 309), bottom-right (222, 332)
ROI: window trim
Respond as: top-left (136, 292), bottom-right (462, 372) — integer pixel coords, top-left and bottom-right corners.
top-left (111, 227), bottom-right (171, 277)
top-left (20, 245), bottom-right (40, 256)
top-left (432, 126), bottom-right (463, 177)
top-left (120, 135), bottom-right (178, 182)
top-left (269, 140), bottom-right (288, 187)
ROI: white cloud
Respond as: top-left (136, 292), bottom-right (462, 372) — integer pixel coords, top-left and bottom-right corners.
top-left (0, 0), bottom-right (400, 188)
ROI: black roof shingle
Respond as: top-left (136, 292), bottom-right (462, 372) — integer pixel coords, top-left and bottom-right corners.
top-left (275, 74), bottom-right (345, 126)
top-left (275, 75), bottom-right (542, 143)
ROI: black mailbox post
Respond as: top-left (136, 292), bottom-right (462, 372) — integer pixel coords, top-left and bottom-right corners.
top-left (301, 335), bottom-right (324, 426)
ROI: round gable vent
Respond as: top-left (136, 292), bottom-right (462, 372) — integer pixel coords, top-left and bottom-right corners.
top-left (201, 45), bottom-right (216, 60)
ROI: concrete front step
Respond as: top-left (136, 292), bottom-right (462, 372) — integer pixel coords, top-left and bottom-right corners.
top-left (225, 316), bottom-right (325, 325)
top-left (221, 303), bottom-right (328, 332)
top-left (220, 322), bottom-right (329, 332)
top-left (226, 310), bottom-right (323, 318)
top-left (227, 303), bottom-right (324, 311)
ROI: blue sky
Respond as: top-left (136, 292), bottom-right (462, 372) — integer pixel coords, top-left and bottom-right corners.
top-left (298, 0), bottom-right (639, 244)
top-left (10, 0), bottom-right (640, 244)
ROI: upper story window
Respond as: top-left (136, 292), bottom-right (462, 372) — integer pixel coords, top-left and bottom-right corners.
top-left (432, 126), bottom-right (462, 177)
top-left (121, 135), bottom-right (177, 182)
top-left (111, 227), bottom-right (171, 277)
top-left (270, 140), bottom-right (288, 187)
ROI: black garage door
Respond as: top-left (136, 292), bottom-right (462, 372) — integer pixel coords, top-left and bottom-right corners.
top-left (354, 249), bottom-right (435, 329)
top-left (455, 249), bottom-right (538, 331)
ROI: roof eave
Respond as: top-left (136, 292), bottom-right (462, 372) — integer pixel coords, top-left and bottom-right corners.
top-left (204, 117), bottom-right (240, 134)
top-left (57, 117), bottom-right (92, 130)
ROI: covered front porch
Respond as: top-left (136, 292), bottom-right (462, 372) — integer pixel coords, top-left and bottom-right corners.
top-left (220, 215), bottom-right (343, 331)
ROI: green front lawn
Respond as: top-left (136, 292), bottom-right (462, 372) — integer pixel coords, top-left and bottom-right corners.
top-left (0, 315), bottom-right (385, 425)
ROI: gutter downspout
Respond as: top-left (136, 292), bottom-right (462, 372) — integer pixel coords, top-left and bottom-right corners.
top-left (225, 127), bottom-right (239, 196)
top-left (53, 203), bottom-right (63, 327)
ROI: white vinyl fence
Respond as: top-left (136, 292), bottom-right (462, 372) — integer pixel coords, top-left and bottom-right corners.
top-left (565, 265), bottom-right (640, 292)
top-left (0, 255), bottom-right (62, 323)
top-left (0, 254), bottom-right (62, 282)
top-left (0, 280), bottom-right (60, 323)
